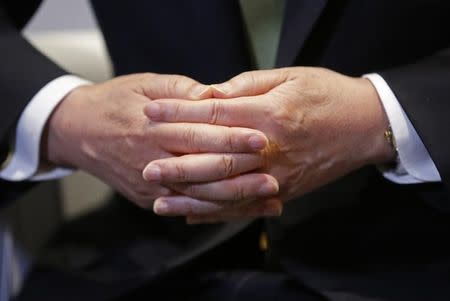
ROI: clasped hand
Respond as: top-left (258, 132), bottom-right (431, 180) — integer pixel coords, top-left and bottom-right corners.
top-left (142, 67), bottom-right (395, 223)
top-left (46, 68), bottom-right (394, 224)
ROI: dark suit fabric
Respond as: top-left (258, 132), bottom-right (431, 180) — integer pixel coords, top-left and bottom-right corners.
top-left (1, 0), bottom-right (450, 300)
top-left (0, 0), bottom-right (64, 203)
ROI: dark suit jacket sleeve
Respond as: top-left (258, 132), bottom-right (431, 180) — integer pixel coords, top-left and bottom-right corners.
top-left (0, 1), bottom-right (66, 203)
top-left (379, 49), bottom-right (450, 191)
top-left (0, 1), bottom-right (66, 161)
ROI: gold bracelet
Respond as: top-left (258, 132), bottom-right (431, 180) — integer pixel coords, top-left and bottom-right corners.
top-left (0, 150), bottom-right (13, 171)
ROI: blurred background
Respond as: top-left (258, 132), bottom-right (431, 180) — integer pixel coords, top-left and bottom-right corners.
top-left (25, 0), bottom-right (97, 31)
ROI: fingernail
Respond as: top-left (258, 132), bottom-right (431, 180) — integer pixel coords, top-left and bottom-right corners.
top-left (248, 134), bottom-right (267, 151)
top-left (145, 103), bottom-right (161, 120)
top-left (159, 187), bottom-right (172, 196)
top-left (259, 179), bottom-right (279, 196)
top-left (153, 199), bottom-right (169, 215)
top-left (143, 165), bottom-right (161, 181)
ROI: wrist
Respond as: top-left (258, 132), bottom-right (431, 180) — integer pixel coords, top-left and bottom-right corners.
top-left (357, 78), bottom-right (397, 166)
top-left (42, 85), bottom-right (90, 168)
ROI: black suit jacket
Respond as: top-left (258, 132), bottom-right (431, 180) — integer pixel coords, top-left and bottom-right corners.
top-left (2, 1), bottom-right (450, 300)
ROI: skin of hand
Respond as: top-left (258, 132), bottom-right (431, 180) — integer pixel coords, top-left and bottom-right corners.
top-left (42, 73), bottom-right (275, 209)
top-left (142, 67), bottom-right (396, 223)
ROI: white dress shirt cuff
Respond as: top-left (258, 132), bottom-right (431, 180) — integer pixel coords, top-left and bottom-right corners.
top-left (0, 75), bottom-right (92, 182)
top-left (364, 73), bottom-right (441, 184)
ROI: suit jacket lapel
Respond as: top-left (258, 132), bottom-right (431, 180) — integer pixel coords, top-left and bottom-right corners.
top-left (276, 0), bottom-right (328, 67)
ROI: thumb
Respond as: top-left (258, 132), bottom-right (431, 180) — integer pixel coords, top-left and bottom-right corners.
top-left (143, 74), bottom-right (213, 100)
top-left (211, 69), bottom-right (288, 99)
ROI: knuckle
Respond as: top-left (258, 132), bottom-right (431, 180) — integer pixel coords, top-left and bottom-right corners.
top-left (223, 131), bottom-right (238, 152)
top-left (187, 81), bottom-right (201, 98)
top-left (171, 102), bottom-right (182, 121)
top-left (140, 72), bottom-right (157, 84)
top-left (270, 105), bottom-right (289, 123)
top-left (183, 127), bottom-right (202, 152)
top-left (267, 103), bottom-right (294, 132)
top-left (240, 71), bottom-right (253, 79)
top-left (208, 100), bottom-right (222, 124)
top-left (177, 75), bottom-right (192, 83)
top-left (230, 182), bottom-right (247, 204)
top-left (167, 76), bottom-right (182, 94)
top-left (220, 155), bottom-right (236, 178)
top-left (228, 72), bottom-right (248, 89)
top-left (172, 75), bottom-right (195, 95)
top-left (158, 187), bottom-right (172, 196)
top-left (186, 184), bottom-right (199, 198)
top-left (240, 71), bottom-right (258, 94)
top-left (248, 72), bottom-right (257, 89)
top-left (174, 162), bottom-right (189, 181)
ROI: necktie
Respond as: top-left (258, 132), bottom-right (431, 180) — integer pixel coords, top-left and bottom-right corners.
top-left (239, 0), bottom-right (285, 69)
